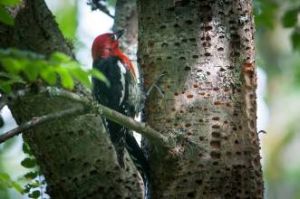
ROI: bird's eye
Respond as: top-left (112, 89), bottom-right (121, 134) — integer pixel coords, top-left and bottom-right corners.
top-left (110, 34), bottom-right (117, 40)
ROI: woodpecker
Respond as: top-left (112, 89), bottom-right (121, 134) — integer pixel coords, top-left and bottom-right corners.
top-left (91, 30), bottom-right (149, 195)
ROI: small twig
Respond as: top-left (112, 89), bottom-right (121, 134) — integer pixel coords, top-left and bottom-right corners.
top-left (258, 130), bottom-right (267, 134)
top-left (87, 0), bottom-right (114, 18)
top-left (0, 106), bottom-right (86, 144)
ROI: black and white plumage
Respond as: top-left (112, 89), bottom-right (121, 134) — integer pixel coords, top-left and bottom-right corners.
top-left (92, 56), bottom-right (148, 177)
top-left (92, 31), bottom-right (150, 198)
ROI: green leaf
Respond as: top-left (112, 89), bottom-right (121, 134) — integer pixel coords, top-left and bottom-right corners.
top-left (0, 172), bottom-right (23, 193)
top-left (0, 173), bottom-right (10, 181)
top-left (0, 6), bottom-right (14, 25)
top-left (56, 67), bottom-right (74, 89)
top-left (24, 172), bottom-right (38, 180)
top-left (282, 8), bottom-right (299, 28)
top-left (22, 143), bottom-right (32, 155)
top-left (90, 69), bottom-right (110, 87)
top-left (0, 49), bottom-right (95, 91)
top-left (0, 78), bottom-right (24, 93)
top-left (23, 63), bottom-right (41, 82)
top-left (0, 57), bottom-right (24, 74)
top-left (255, 1), bottom-right (278, 28)
top-left (0, 0), bottom-right (21, 6)
top-left (69, 66), bottom-right (91, 88)
top-left (50, 52), bottom-right (71, 63)
top-left (0, 80), bottom-right (11, 93)
top-left (291, 29), bottom-right (300, 51)
top-left (21, 158), bottom-right (36, 168)
top-left (28, 190), bottom-right (40, 198)
top-left (55, 3), bottom-right (77, 39)
top-left (11, 181), bottom-right (23, 193)
top-left (40, 67), bottom-right (57, 85)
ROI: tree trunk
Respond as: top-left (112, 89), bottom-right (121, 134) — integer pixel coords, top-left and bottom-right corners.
top-left (138, 0), bottom-right (263, 198)
top-left (1, 0), bottom-right (143, 198)
top-left (113, 0), bottom-right (138, 59)
top-left (0, 0), bottom-right (264, 198)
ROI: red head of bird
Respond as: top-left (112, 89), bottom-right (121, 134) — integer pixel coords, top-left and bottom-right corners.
top-left (92, 30), bottom-right (136, 80)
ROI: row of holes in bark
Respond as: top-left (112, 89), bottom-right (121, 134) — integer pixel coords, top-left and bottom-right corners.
top-left (151, 54), bottom-right (213, 62)
top-left (158, 20), bottom-right (195, 30)
top-left (208, 149), bottom-right (252, 160)
top-left (142, 9), bottom-right (252, 29)
top-left (171, 87), bottom-right (239, 99)
top-left (49, 163), bottom-right (139, 194)
top-left (141, 54), bottom-right (239, 71)
top-left (45, 129), bottom-right (86, 140)
top-left (141, 55), bottom-right (250, 74)
top-left (150, 41), bottom-right (225, 52)
top-left (174, 177), bottom-right (256, 198)
top-left (147, 27), bottom-right (245, 48)
top-left (165, 185), bottom-right (258, 199)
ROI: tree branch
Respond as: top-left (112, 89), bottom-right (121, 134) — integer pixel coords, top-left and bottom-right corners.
top-left (0, 105), bottom-right (86, 144)
top-left (87, 0), bottom-right (114, 18)
top-left (2, 87), bottom-right (171, 147)
top-left (98, 103), bottom-right (170, 147)
top-left (45, 87), bottom-right (171, 147)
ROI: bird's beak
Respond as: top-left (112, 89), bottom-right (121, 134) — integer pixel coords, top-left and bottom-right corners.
top-left (114, 30), bottom-right (124, 40)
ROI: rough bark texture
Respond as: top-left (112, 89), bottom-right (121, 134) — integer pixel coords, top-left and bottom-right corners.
top-left (113, 0), bottom-right (138, 59)
top-left (138, 0), bottom-right (263, 198)
top-left (113, 0), bottom-right (146, 194)
top-left (13, 0), bottom-right (73, 57)
top-left (1, 0), bottom-right (143, 198)
top-left (113, 0), bottom-right (141, 86)
top-left (10, 92), bottom-right (142, 199)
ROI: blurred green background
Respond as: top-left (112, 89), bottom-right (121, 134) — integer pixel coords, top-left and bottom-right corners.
top-left (1, 0), bottom-right (300, 198)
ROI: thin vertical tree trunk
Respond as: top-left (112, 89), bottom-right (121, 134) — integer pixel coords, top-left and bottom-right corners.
top-left (113, 0), bottom-right (138, 58)
top-left (138, 0), bottom-right (263, 198)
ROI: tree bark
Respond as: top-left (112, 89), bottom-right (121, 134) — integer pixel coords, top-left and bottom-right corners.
top-left (113, 0), bottom-right (138, 59)
top-left (1, 0), bottom-right (143, 198)
top-left (0, 0), bottom-right (264, 198)
top-left (138, 0), bottom-right (263, 198)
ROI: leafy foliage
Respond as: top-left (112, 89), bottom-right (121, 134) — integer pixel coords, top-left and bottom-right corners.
top-left (53, 1), bottom-right (77, 40)
top-left (282, 8), bottom-right (299, 28)
top-left (281, 7), bottom-right (300, 51)
top-left (0, 48), bottom-right (109, 93)
top-left (291, 28), bottom-right (300, 51)
top-left (254, 0), bottom-right (300, 198)
top-left (255, 0), bottom-right (300, 52)
top-left (254, 0), bottom-right (278, 29)
top-left (21, 143), bottom-right (46, 199)
top-left (0, 172), bottom-right (23, 194)
top-left (0, 6), bottom-right (14, 25)
top-left (0, 0), bottom-right (21, 25)
top-left (0, 0), bottom-right (21, 6)
top-left (21, 158), bottom-right (37, 169)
